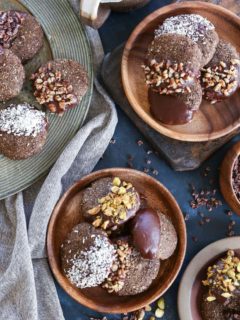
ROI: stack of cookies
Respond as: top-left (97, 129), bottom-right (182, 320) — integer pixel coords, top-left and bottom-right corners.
top-left (143, 14), bottom-right (240, 125)
top-left (0, 10), bottom-right (89, 160)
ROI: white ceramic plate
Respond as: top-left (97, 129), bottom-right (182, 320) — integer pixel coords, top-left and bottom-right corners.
top-left (178, 237), bottom-right (240, 320)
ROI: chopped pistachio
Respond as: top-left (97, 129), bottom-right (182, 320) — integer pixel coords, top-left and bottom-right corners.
top-left (155, 308), bottom-right (164, 318)
top-left (157, 298), bottom-right (165, 310)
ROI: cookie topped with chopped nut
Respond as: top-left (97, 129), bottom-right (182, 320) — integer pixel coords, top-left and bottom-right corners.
top-left (102, 237), bottom-right (160, 296)
top-left (81, 177), bottom-right (141, 231)
top-left (201, 40), bottom-right (240, 104)
top-left (201, 250), bottom-right (240, 320)
top-left (0, 10), bottom-right (43, 62)
top-left (31, 59), bottom-right (88, 115)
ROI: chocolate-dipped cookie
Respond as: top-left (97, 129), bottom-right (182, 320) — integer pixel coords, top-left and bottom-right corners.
top-left (0, 103), bottom-right (48, 160)
top-left (144, 35), bottom-right (203, 124)
top-left (0, 47), bottom-right (25, 101)
top-left (102, 238), bottom-right (160, 296)
top-left (82, 177), bottom-right (140, 231)
top-left (155, 14), bottom-right (219, 66)
top-left (0, 10), bottom-right (43, 62)
top-left (61, 222), bottom-right (115, 289)
top-left (201, 40), bottom-right (240, 104)
top-left (31, 59), bottom-right (89, 115)
top-left (131, 208), bottom-right (178, 260)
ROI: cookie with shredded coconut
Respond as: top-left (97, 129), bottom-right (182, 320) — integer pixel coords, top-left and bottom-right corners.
top-left (61, 222), bottom-right (116, 289)
top-left (0, 103), bottom-right (48, 160)
top-left (155, 14), bottom-right (219, 66)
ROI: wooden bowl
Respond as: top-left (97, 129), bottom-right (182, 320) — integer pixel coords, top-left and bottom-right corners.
top-left (47, 168), bottom-right (186, 313)
top-left (220, 141), bottom-right (240, 216)
top-left (122, 1), bottom-right (240, 142)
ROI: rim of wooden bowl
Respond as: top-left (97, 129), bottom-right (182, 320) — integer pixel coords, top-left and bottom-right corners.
top-left (220, 141), bottom-right (240, 216)
top-left (47, 168), bottom-right (187, 313)
top-left (121, 1), bottom-right (240, 142)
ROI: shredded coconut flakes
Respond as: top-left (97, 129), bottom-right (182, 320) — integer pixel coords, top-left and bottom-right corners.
top-left (65, 235), bottom-right (115, 289)
top-left (155, 14), bottom-right (215, 42)
top-left (0, 104), bottom-right (46, 137)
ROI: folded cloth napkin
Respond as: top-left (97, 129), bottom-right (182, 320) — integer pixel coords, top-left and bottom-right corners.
top-left (0, 2), bottom-right (118, 319)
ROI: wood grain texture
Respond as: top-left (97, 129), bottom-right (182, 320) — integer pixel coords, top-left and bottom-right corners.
top-left (122, 1), bottom-right (240, 142)
top-left (47, 168), bottom-right (186, 313)
top-left (220, 141), bottom-right (240, 216)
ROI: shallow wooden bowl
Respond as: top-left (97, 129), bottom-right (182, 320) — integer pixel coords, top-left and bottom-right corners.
top-left (122, 1), bottom-right (240, 142)
top-left (220, 141), bottom-right (240, 216)
top-left (47, 168), bottom-right (186, 313)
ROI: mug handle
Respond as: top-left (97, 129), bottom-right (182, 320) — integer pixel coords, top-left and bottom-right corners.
top-left (80, 0), bottom-right (122, 29)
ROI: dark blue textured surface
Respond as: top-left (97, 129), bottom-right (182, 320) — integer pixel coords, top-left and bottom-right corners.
top-left (57, 1), bottom-right (240, 319)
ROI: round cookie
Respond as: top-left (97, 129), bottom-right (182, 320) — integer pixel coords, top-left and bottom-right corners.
top-left (155, 14), bottom-right (219, 66)
top-left (0, 10), bottom-right (43, 62)
top-left (0, 104), bottom-right (48, 160)
top-left (82, 177), bottom-right (141, 231)
top-left (0, 47), bottom-right (25, 101)
top-left (147, 33), bottom-right (202, 72)
top-left (102, 238), bottom-right (160, 296)
top-left (201, 40), bottom-right (240, 103)
top-left (31, 59), bottom-right (89, 115)
top-left (61, 222), bottom-right (115, 289)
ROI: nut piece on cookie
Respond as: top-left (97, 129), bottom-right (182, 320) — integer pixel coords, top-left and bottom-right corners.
top-left (0, 103), bottom-right (48, 160)
top-left (0, 10), bottom-right (44, 62)
top-left (31, 59), bottom-right (89, 115)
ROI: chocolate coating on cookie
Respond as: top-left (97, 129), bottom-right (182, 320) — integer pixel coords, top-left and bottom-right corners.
top-left (31, 59), bottom-right (88, 115)
top-left (155, 14), bottom-right (219, 66)
top-left (132, 208), bottom-right (161, 259)
top-left (0, 10), bottom-right (44, 62)
top-left (201, 40), bottom-right (240, 103)
top-left (0, 47), bottom-right (25, 101)
top-left (61, 222), bottom-right (115, 289)
top-left (82, 177), bottom-right (140, 231)
top-left (147, 33), bottom-right (202, 72)
top-left (149, 81), bottom-right (202, 125)
top-left (0, 104), bottom-right (48, 160)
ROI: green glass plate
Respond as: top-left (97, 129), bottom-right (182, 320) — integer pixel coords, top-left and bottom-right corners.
top-left (0, 0), bottom-right (93, 199)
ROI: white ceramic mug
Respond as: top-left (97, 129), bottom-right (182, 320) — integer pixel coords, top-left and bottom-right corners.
top-left (80, 0), bottom-right (122, 21)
